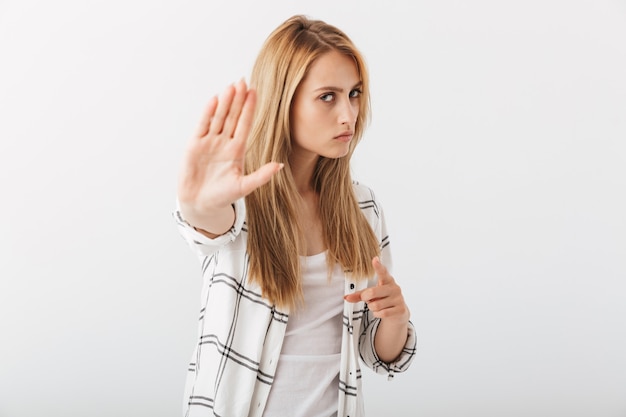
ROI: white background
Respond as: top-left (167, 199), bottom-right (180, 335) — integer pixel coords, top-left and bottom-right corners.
top-left (1, 1), bottom-right (625, 416)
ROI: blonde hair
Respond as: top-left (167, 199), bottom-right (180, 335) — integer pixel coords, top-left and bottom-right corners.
top-left (245, 15), bottom-right (379, 309)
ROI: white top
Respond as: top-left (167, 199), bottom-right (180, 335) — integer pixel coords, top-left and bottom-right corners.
top-left (173, 181), bottom-right (418, 417)
top-left (263, 252), bottom-right (345, 417)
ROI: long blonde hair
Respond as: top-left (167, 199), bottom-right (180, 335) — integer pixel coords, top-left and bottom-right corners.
top-left (245, 15), bottom-right (380, 309)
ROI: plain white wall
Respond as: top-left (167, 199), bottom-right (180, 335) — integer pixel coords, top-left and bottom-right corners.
top-left (1, 1), bottom-right (625, 416)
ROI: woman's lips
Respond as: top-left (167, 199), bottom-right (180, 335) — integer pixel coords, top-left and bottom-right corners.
top-left (334, 131), bottom-right (354, 142)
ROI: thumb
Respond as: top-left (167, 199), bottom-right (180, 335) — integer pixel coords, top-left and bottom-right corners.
top-left (240, 162), bottom-right (284, 196)
top-left (372, 256), bottom-right (392, 286)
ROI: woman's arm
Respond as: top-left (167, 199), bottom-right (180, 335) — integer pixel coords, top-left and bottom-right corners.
top-left (345, 256), bottom-right (411, 362)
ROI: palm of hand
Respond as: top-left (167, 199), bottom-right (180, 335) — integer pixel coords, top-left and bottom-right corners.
top-left (177, 79), bottom-right (282, 232)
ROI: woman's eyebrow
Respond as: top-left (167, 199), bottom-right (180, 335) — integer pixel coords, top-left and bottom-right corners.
top-left (313, 82), bottom-right (362, 93)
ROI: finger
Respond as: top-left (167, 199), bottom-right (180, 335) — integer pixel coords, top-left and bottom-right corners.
top-left (209, 84), bottom-right (236, 135)
top-left (233, 88), bottom-right (256, 142)
top-left (195, 95), bottom-right (218, 138)
top-left (372, 304), bottom-right (408, 320)
top-left (221, 78), bottom-right (248, 138)
top-left (366, 298), bottom-right (390, 314)
top-left (366, 286), bottom-right (404, 312)
top-left (239, 162), bottom-right (284, 197)
top-left (344, 291), bottom-right (364, 303)
top-left (359, 285), bottom-right (392, 303)
top-left (373, 256), bottom-right (393, 286)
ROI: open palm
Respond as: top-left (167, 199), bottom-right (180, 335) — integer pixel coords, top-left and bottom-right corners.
top-left (177, 79), bottom-right (282, 233)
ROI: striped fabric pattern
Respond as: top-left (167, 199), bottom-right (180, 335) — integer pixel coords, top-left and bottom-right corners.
top-left (174, 182), bottom-right (417, 417)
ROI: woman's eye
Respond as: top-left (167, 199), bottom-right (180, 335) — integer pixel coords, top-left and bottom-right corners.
top-left (320, 93), bottom-right (334, 102)
top-left (349, 89), bottom-right (362, 98)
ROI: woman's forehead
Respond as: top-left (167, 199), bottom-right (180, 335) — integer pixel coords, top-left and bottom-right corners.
top-left (300, 51), bottom-right (360, 90)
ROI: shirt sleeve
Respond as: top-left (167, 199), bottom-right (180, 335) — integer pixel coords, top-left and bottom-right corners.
top-left (358, 309), bottom-right (418, 380)
top-left (172, 198), bottom-right (246, 258)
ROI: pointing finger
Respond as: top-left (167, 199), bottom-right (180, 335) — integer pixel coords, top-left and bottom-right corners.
top-left (222, 78), bottom-right (248, 138)
top-left (233, 89), bottom-right (256, 142)
top-left (344, 290), bottom-right (364, 303)
top-left (209, 84), bottom-right (236, 135)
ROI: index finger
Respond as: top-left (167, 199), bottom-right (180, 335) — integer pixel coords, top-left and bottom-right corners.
top-left (344, 290), bottom-right (364, 303)
top-left (221, 79), bottom-right (249, 138)
top-left (233, 88), bottom-right (256, 142)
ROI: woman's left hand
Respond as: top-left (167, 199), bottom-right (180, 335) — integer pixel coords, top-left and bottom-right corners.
top-left (344, 256), bottom-right (410, 325)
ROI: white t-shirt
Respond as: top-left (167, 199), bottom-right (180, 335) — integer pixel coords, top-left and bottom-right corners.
top-left (263, 251), bottom-right (345, 417)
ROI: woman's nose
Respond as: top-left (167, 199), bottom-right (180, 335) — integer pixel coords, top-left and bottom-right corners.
top-left (338, 97), bottom-right (358, 126)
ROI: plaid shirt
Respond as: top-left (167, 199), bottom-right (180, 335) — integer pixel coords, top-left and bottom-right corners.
top-left (174, 182), bottom-right (417, 417)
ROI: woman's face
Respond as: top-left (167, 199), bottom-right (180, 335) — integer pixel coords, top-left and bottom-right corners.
top-left (290, 50), bottom-right (361, 162)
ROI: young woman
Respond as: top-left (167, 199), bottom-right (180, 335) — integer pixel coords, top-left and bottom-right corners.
top-left (174, 14), bottom-right (417, 417)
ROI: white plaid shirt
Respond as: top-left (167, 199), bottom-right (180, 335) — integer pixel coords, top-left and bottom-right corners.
top-left (174, 182), bottom-right (417, 417)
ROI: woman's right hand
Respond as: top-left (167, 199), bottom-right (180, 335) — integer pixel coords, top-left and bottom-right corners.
top-left (177, 79), bottom-right (283, 236)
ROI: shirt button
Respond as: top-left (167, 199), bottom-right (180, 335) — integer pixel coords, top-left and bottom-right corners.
top-left (349, 283), bottom-right (355, 290)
